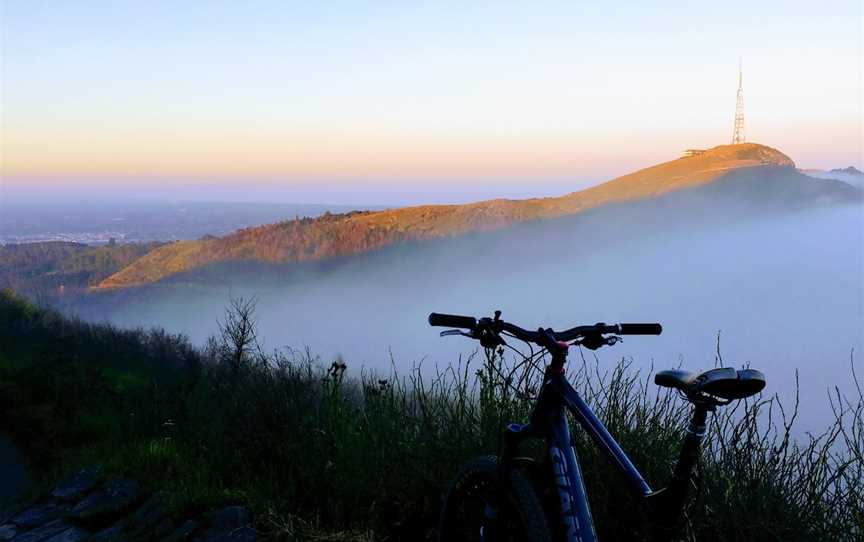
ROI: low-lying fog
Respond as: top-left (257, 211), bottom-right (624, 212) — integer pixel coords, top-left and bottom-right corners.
top-left (74, 194), bottom-right (864, 433)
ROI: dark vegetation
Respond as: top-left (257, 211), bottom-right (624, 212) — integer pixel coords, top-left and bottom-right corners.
top-left (0, 289), bottom-right (861, 540)
top-left (0, 241), bottom-right (162, 297)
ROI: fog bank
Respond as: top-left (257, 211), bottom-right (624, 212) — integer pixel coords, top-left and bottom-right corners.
top-left (73, 197), bottom-right (864, 432)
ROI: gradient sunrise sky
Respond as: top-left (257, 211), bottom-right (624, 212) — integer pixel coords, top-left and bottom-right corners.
top-left (1, 1), bottom-right (861, 202)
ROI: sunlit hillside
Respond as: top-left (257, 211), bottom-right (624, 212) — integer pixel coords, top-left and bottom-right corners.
top-left (94, 143), bottom-right (857, 289)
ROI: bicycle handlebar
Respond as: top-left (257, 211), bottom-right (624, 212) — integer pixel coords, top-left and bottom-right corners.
top-left (428, 312), bottom-right (661, 345)
top-left (428, 313), bottom-right (478, 329)
top-left (618, 323), bottom-right (663, 335)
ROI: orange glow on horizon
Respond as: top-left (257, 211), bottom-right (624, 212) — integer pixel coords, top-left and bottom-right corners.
top-left (1, 128), bottom-right (669, 181)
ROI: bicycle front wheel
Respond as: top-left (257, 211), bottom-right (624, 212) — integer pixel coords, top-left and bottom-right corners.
top-left (438, 455), bottom-right (551, 542)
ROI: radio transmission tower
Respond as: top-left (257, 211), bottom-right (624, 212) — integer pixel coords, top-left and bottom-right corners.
top-left (732, 58), bottom-right (745, 144)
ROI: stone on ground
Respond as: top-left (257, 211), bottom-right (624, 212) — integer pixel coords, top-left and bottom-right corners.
top-left (67, 479), bottom-right (141, 523)
top-left (50, 469), bottom-right (101, 502)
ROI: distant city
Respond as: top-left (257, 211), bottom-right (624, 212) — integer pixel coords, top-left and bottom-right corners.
top-left (0, 200), bottom-right (378, 245)
top-left (1, 231), bottom-right (136, 245)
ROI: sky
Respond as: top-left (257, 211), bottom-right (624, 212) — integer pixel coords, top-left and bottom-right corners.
top-left (1, 1), bottom-right (862, 204)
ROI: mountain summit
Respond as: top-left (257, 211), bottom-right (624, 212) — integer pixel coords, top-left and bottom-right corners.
top-left (95, 143), bottom-right (853, 289)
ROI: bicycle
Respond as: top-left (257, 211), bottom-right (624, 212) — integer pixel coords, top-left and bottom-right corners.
top-left (429, 311), bottom-right (766, 542)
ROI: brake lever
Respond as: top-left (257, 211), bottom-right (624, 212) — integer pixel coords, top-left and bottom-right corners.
top-left (573, 334), bottom-right (622, 350)
top-left (440, 329), bottom-right (473, 338)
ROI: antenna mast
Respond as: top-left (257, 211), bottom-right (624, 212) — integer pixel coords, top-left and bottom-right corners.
top-left (732, 58), bottom-right (745, 144)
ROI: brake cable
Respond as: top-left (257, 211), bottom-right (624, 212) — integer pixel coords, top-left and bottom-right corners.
top-left (481, 332), bottom-right (549, 400)
top-left (501, 331), bottom-right (549, 375)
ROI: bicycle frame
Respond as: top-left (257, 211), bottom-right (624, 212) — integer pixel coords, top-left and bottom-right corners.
top-left (499, 364), bottom-right (708, 542)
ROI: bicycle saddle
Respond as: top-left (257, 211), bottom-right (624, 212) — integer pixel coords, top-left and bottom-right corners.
top-left (655, 367), bottom-right (765, 400)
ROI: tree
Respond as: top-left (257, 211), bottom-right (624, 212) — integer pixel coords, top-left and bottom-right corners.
top-left (217, 296), bottom-right (260, 372)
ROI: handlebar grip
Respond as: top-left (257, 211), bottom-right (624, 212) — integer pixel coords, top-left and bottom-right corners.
top-left (428, 313), bottom-right (477, 329)
top-left (618, 323), bottom-right (663, 335)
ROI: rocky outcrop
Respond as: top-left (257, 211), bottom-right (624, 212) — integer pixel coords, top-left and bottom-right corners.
top-left (0, 470), bottom-right (256, 542)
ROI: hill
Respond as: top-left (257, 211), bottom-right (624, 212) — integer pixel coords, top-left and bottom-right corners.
top-left (95, 143), bottom-right (859, 289)
top-left (830, 166), bottom-right (863, 176)
top-left (0, 241), bottom-right (163, 296)
top-left (803, 166), bottom-right (864, 190)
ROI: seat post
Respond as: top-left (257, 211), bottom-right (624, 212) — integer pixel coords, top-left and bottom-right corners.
top-left (653, 402), bottom-right (711, 535)
top-left (672, 403), bottom-right (710, 482)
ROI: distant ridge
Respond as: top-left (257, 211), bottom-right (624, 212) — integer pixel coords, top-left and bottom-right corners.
top-left (830, 166), bottom-right (863, 176)
top-left (802, 165), bottom-right (864, 190)
top-left (95, 143), bottom-right (856, 289)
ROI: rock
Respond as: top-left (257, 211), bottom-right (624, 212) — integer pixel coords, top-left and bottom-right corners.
top-left (0, 524), bottom-right (17, 541)
top-left (151, 518), bottom-right (174, 539)
top-left (43, 527), bottom-right (88, 542)
top-left (11, 504), bottom-right (64, 529)
top-left (67, 480), bottom-right (141, 523)
top-left (163, 520), bottom-right (198, 542)
top-left (197, 526), bottom-right (256, 542)
top-left (226, 525), bottom-right (256, 542)
top-left (88, 519), bottom-right (127, 542)
top-left (195, 506), bottom-right (255, 542)
top-left (6, 474), bottom-right (253, 542)
top-left (50, 469), bottom-right (101, 502)
top-left (206, 508), bottom-right (249, 531)
top-left (125, 495), bottom-right (165, 537)
top-left (8, 519), bottom-right (67, 542)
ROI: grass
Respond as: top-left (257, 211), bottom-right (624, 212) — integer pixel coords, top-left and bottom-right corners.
top-left (0, 288), bottom-right (861, 540)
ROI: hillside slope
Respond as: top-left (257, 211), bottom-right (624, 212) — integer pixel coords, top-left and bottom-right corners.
top-left (95, 143), bottom-right (858, 289)
top-left (1, 241), bottom-right (163, 294)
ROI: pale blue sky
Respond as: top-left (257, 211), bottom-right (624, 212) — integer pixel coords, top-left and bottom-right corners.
top-left (1, 0), bottom-right (861, 201)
